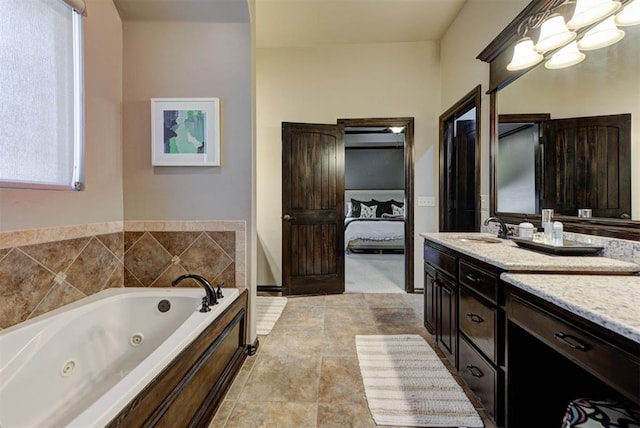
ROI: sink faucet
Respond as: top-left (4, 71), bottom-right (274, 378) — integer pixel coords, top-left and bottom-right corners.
top-left (172, 274), bottom-right (218, 306)
top-left (483, 216), bottom-right (510, 239)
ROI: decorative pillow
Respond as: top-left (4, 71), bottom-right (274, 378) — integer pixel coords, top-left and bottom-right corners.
top-left (346, 202), bottom-right (353, 217)
top-left (391, 199), bottom-right (404, 208)
top-left (392, 204), bottom-right (404, 216)
top-left (372, 199), bottom-right (394, 217)
top-left (359, 204), bottom-right (378, 219)
top-left (350, 199), bottom-right (376, 217)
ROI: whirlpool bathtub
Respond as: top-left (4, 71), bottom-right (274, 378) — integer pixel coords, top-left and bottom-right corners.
top-left (0, 287), bottom-right (244, 427)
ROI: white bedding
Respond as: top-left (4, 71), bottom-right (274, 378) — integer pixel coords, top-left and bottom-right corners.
top-left (344, 218), bottom-right (404, 250)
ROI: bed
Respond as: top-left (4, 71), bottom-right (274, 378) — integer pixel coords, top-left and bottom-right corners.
top-left (344, 190), bottom-right (405, 253)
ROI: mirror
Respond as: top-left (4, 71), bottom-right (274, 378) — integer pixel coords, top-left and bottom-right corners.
top-left (478, 0), bottom-right (640, 239)
top-left (496, 24), bottom-right (638, 220)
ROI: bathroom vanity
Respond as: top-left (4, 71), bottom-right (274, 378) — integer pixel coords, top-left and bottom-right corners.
top-left (421, 233), bottom-right (640, 427)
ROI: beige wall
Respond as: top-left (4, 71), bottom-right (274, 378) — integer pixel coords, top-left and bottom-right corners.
top-left (122, 21), bottom-right (252, 223)
top-left (256, 42), bottom-right (441, 287)
top-left (0, 0), bottom-right (124, 232)
top-left (440, 0), bottom-right (530, 222)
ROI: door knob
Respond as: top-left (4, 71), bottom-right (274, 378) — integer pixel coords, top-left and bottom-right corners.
top-left (283, 214), bottom-right (296, 221)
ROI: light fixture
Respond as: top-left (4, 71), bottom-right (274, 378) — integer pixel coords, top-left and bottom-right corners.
top-left (615, 0), bottom-right (640, 25)
top-left (389, 127), bottom-right (405, 134)
top-left (507, 37), bottom-right (544, 71)
top-left (577, 16), bottom-right (625, 49)
top-left (535, 14), bottom-right (576, 52)
top-left (567, 0), bottom-right (621, 29)
top-left (545, 41), bottom-right (586, 68)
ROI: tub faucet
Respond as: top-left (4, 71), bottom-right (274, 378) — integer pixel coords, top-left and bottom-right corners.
top-left (172, 274), bottom-right (218, 306)
top-left (483, 216), bottom-right (510, 239)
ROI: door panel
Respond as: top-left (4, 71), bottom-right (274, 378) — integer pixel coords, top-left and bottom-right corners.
top-left (544, 114), bottom-right (631, 218)
top-left (282, 122), bottom-right (345, 295)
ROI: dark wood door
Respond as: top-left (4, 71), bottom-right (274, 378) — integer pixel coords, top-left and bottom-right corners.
top-left (543, 113), bottom-right (631, 218)
top-left (454, 119), bottom-right (478, 231)
top-left (282, 122), bottom-right (345, 296)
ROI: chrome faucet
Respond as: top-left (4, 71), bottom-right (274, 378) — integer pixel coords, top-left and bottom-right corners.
top-left (172, 274), bottom-right (218, 306)
top-left (483, 216), bottom-right (510, 239)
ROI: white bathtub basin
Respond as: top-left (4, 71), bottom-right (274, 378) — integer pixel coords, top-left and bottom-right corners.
top-left (0, 287), bottom-right (239, 428)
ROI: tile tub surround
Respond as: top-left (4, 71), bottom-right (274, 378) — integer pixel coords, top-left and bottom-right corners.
top-left (0, 221), bottom-right (246, 330)
top-left (502, 273), bottom-right (640, 344)
top-left (421, 232), bottom-right (640, 273)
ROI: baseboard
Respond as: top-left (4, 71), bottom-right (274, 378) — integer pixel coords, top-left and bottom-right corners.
top-left (247, 338), bottom-right (259, 356)
top-left (257, 285), bottom-right (282, 293)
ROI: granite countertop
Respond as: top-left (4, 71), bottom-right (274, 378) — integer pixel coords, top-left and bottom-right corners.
top-left (501, 273), bottom-right (640, 344)
top-left (420, 232), bottom-right (640, 273)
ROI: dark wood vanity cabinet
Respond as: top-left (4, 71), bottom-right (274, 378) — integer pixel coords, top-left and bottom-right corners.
top-left (423, 242), bottom-right (459, 367)
top-left (423, 240), bottom-right (505, 423)
top-left (423, 237), bottom-right (639, 427)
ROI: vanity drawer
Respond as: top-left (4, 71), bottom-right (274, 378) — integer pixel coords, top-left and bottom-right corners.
top-left (459, 335), bottom-right (498, 422)
top-left (509, 295), bottom-right (640, 403)
top-left (460, 288), bottom-right (497, 363)
top-left (459, 260), bottom-right (498, 303)
top-left (424, 243), bottom-right (457, 278)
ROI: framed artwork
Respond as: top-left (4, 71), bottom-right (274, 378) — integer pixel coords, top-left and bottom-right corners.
top-left (151, 98), bottom-right (220, 166)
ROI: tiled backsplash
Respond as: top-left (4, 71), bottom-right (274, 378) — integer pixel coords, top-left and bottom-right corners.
top-left (0, 221), bottom-right (246, 330)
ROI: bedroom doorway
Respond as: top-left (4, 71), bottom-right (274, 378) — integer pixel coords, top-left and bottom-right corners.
top-left (339, 118), bottom-right (414, 293)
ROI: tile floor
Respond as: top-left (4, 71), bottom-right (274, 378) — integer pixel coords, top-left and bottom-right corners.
top-left (209, 292), bottom-right (496, 428)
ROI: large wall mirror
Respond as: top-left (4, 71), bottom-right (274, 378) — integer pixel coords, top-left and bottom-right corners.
top-left (479, 0), bottom-right (639, 240)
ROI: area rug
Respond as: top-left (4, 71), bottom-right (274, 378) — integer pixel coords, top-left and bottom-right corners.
top-left (356, 334), bottom-right (483, 427)
top-left (255, 296), bottom-right (287, 335)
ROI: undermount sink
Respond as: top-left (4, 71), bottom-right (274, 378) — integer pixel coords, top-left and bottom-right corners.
top-left (457, 237), bottom-right (503, 244)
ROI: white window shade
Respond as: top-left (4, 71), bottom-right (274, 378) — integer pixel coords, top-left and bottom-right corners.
top-left (0, 0), bottom-right (84, 190)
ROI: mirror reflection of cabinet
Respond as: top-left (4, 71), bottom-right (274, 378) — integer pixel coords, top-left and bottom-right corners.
top-left (498, 113), bottom-right (631, 218)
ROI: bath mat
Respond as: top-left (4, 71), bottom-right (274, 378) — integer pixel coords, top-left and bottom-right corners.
top-left (255, 296), bottom-right (287, 335)
top-left (356, 334), bottom-right (483, 427)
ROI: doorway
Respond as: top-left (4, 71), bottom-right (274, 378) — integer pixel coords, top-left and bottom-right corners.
top-left (439, 86), bottom-right (481, 232)
top-left (280, 118), bottom-right (415, 296)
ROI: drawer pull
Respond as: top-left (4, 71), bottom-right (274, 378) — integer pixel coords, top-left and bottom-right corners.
top-left (464, 273), bottom-right (481, 283)
top-left (465, 364), bottom-right (484, 378)
top-left (466, 313), bottom-right (484, 323)
top-left (554, 332), bottom-right (589, 351)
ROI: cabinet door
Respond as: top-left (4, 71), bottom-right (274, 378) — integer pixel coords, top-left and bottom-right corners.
top-left (437, 274), bottom-right (458, 368)
top-left (424, 266), bottom-right (437, 333)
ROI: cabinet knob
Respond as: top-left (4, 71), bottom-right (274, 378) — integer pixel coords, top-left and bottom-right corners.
top-left (465, 273), bottom-right (481, 283)
top-left (554, 332), bottom-right (589, 351)
top-left (465, 364), bottom-right (484, 378)
top-left (466, 313), bottom-right (484, 324)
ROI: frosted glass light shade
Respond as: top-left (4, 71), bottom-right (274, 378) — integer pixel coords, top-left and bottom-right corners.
top-left (535, 14), bottom-right (576, 52)
top-left (545, 41), bottom-right (586, 68)
top-left (507, 37), bottom-right (544, 71)
top-left (567, 0), bottom-right (622, 29)
top-left (577, 16), bottom-right (625, 49)
top-left (615, 0), bottom-right (640, 25)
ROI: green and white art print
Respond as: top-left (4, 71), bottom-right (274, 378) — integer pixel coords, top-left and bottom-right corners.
top-left (151, 98), bottom-right (220, 166)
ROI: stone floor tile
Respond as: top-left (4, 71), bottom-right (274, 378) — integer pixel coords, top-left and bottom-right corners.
top-left (238, 353), bottom-right (322, 403)
top-left (208, 400), bottom-right (235, 428)
top-left (318, 356), bottom-right (366, 405)
top-left (260, 328), bottom-right (326, 356)
top-left (316, 402), bottom-right (376, 428)
top-left (225, 401), bottom-right (317, 428)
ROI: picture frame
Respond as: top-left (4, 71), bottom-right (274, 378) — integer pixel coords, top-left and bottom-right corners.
top-left (151, 98), bottom-right (220, 166)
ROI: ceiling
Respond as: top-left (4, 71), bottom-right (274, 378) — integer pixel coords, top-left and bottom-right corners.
top-left (113, 0), bottom-right (467, 48)
top-left (255, 0), bottom-right (467, 48)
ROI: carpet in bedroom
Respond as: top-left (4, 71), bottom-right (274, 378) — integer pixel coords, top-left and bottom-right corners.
top-left (345, 252), bottom-right (405, 293)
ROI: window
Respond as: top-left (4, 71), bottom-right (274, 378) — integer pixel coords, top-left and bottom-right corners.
top-left (0, 0), bottom-right (85, 190)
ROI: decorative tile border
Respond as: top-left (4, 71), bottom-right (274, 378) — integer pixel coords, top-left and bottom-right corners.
top-left (0, 221), bottom-right (124, 249)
